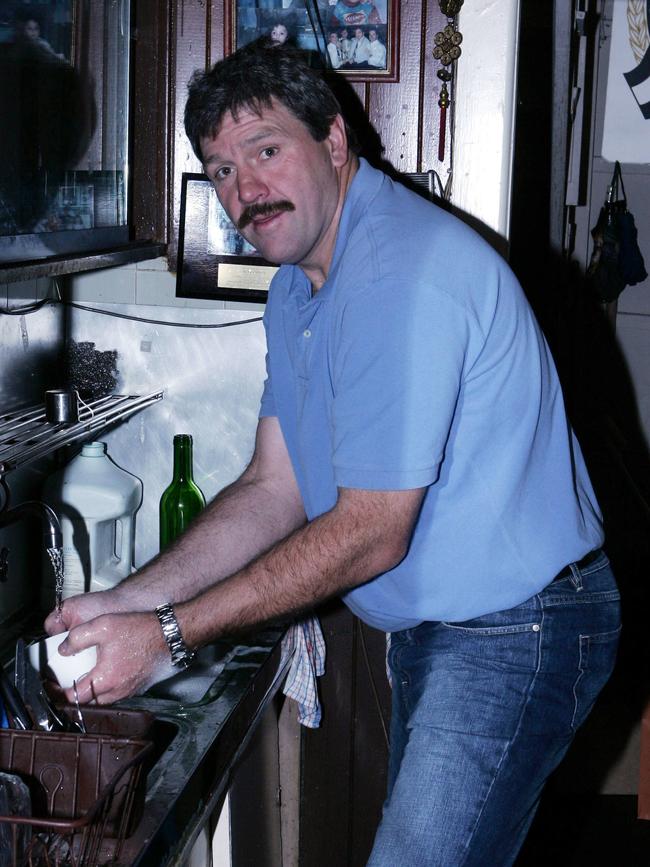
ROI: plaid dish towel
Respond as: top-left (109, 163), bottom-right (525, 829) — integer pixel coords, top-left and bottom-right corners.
top-left (280, 616), bottom-right (326, 728)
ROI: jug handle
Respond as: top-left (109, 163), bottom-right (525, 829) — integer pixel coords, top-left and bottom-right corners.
top-left (115, 518), bottom-right (133, 568)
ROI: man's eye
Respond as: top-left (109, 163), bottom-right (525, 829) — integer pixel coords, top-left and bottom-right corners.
top-left (262, 147), bottom-right (278, 159)
top-left (215, 166), bottom-right (232, 181)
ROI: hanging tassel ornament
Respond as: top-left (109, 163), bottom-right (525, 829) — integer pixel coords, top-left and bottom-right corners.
top-left (436, 69), bottom-right (452, 162)
top-left (433, 0), bottom-right (464, 162)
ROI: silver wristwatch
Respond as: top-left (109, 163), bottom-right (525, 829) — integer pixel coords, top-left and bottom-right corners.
top-left (154, 602), bottom-right (195, 669)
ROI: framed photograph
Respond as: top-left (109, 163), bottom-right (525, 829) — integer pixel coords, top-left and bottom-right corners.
top-left (176, 173), bottom-right (278, 304)
top-left (0, 0), bottom-right (75, 60)
top-left (226, 1), bottom-right (399, 82)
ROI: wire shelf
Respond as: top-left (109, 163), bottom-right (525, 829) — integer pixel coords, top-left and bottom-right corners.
top-left (0, 392), bottom-right (163, 476)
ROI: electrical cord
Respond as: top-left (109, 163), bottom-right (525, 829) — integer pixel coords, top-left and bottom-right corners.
top-left (0, 296), bottom-right (52, 316)
top-left (63, 300), bottom-right (263, 328)
top-left (0, 294), bottom-right (263, 328)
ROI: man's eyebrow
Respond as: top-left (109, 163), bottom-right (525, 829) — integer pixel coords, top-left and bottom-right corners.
top-left (203, 127), bottom-right (284, 166)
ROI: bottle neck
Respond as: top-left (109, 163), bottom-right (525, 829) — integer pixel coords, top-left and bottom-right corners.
top-left (172, 435), bottom-right (194, 482)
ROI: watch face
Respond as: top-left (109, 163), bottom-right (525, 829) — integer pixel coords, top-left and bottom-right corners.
top-left (155, 604), bottom-right (193, 667)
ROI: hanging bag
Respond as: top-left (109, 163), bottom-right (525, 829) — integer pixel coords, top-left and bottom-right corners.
top-left (587, 161), bottom-right (647, 303)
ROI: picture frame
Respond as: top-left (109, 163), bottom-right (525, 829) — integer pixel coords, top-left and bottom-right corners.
top-left (0, 0), bottom-right (75, 60)
top-left (226, 1), bottom-right (399, 83)
top-left (175, 173), bottom-right (278, 304)
top-left (0, 0), bottom-right (134, 261)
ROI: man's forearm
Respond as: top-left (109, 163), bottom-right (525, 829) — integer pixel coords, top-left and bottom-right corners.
top-left (176, 487), bottom-right (423, 647)
top-left (114, 472), bottom-right (306, 609)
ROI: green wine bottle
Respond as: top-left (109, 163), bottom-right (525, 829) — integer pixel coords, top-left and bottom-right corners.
top-left (159, 434), bottom-right (206, 549)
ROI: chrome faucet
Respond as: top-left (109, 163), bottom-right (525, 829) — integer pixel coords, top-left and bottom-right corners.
top-left (0, 501), bottom-right (63, 550)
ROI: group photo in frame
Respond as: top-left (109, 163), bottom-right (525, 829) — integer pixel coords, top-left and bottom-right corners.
top-left (176, 173), bottom-right (278, 304)
top-left (227, 0), bottom-right (399, 82)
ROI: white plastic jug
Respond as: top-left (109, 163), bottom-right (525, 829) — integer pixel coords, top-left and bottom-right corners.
top-left (43, 441), bottom-right (143, 597)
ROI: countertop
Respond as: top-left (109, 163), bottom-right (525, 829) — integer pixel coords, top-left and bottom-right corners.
top-left (1, 618), bottom-right (287, 867)
top-left (116, 627), bottom-right (286, 867)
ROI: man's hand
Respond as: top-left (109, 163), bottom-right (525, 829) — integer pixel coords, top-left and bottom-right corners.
top-left (56, 611), bottom-right (175, 705)
top-left (44, 587), bottom-right (131, 636)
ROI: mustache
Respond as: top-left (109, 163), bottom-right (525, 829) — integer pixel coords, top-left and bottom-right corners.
top-left (238, 200), bottom-right (295, 231)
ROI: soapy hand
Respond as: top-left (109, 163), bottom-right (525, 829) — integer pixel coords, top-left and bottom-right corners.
top-left (44, 588), bottom-right (129, 636)
top-left (56, 611), bottom-right (176, 705)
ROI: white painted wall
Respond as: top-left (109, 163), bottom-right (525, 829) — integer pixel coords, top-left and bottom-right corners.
top-left (454, 0), bottom-right (521, 240)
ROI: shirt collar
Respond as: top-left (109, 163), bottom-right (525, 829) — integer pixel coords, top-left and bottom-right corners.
top-left (274, 158), bottom-right (384, 305)
top-left (326, 157), bottom-right (383, 281)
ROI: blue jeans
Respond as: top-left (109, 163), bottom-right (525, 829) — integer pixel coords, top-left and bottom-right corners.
top-left (367, 551), bottom-right (621, 867)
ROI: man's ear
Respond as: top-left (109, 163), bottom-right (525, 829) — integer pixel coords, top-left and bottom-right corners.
top-left (327, 114), bottom-right (350, 167)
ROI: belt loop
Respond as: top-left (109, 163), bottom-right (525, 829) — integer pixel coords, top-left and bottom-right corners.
top-left (569, 562), bottom-right (583, 591)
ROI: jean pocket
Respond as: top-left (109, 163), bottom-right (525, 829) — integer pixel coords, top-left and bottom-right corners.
top-left (572, 625), bottom-right (621, 730)
top-left (387, 634), bottom-right (409, 686)
top-left (440, 621), bottom-right (540, 636)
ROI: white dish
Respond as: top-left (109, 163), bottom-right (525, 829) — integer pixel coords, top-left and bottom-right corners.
top-left (28, 631), bottom-right (97, 690)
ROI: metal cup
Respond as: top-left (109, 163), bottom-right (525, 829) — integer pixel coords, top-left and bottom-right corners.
top-left (45, 389), bottom-right (79, 426)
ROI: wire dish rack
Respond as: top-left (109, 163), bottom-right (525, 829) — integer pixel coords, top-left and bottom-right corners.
top-left (0, 392), bottom-right (163, 477)
top-left (0, 730), bottom-right (153, 866)
top-left (0, 708), bottom-right (155, 866)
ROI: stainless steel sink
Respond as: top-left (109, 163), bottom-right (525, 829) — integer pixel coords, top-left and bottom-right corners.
top-left (145, 641), bottom-right (238, 704)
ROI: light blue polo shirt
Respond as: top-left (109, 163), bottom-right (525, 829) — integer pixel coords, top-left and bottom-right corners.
top-left (259, 159), bottom-right (603, 631)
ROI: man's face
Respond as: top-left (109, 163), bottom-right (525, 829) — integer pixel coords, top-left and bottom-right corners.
top-left (369, 30), bottom-right (377, 41)
top-left (201, 101), bottom-right (347, 275)
top-left (340, 29), bottom-right (348, 40)
top-left (355, 29), bottom-right (363, 40)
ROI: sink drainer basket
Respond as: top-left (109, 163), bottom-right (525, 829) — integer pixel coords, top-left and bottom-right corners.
top-left (0, 727), bottom-right (153, 866)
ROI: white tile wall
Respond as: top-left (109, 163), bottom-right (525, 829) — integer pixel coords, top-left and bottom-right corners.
top-left (68, 257), bottom-right (265, 314)
top-left (1, 277), bottom-right (53, 309)
top-left (71, 262), bottom-right (137, 304)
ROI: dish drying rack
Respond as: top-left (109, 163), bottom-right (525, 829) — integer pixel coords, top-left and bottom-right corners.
top-left (0, 707), bottom-right (155, 866)
top-left (0, 392), bottom-right (164, 477)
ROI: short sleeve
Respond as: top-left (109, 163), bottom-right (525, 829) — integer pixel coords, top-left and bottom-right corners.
top-left (331, 280), bottom-right (472, 490)
top-left (259, 303), bottom-right (276, 418)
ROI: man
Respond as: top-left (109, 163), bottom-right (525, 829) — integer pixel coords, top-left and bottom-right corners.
top-left (367, 28), bottom-right (386, 69)
top-left (48, 42), bottom-right (620, 865)
top-left (327, 30), bottom-right (344, 70)
top-left (349, 26), bottom-right (371, 67)
top-left (338, 27), bottom-right (352, 62)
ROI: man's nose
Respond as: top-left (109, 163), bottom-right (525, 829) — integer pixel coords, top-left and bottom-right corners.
top-left (237, 169), bottom-right (269, 204)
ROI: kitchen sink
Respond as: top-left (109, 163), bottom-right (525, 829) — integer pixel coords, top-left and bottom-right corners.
top-left (1, 618), bottom-right (286, 866)
top-left (144, 635), bottom-right (283, 707)
top-left (145, 640), bottom-right (239, 705)
top-left (146, 716), bottom-right (178, 764)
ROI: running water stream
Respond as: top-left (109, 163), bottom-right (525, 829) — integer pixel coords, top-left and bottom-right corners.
top-left (46, 546), bottom-right (65, 617)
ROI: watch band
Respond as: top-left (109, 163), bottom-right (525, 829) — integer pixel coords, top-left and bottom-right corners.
top-left (154, 603), bottom-right (195, 669)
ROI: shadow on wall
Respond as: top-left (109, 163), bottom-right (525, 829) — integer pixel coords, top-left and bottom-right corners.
top-left (327, 72), bottom-right (509, 250)
top-left (532, 254), bottom-right (650, 783)
top-left (514, 277), bottom-right (650, 867)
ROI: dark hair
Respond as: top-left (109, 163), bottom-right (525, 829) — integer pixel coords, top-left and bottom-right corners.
top-left (184, 39), bottom-right (358, 162)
